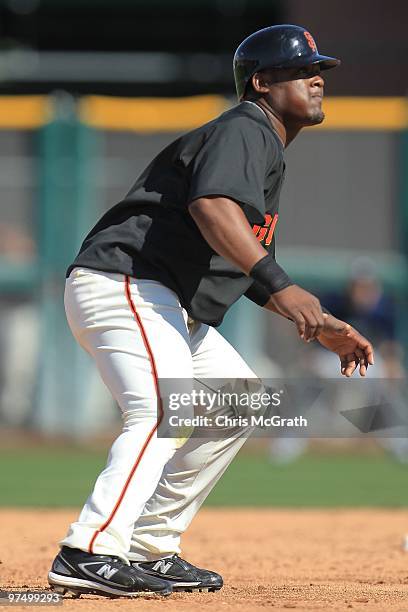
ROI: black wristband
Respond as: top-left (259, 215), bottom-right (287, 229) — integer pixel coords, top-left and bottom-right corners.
top-left (244, 281), bottom-right (271, 307)
top-left (249, 254), bottom-right (293, 295)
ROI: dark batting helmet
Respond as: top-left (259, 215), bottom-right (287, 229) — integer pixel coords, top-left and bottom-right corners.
top-left (233, 24), bottom-right (340, 101)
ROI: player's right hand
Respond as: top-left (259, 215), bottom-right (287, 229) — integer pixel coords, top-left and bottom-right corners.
top-left (317, 314), bottom-right (374, 377)
top-left (268, 284), bottom-right (324, 342)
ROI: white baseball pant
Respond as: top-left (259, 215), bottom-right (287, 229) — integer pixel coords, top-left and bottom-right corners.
top-left (60, 267), bottom-right (257, 563)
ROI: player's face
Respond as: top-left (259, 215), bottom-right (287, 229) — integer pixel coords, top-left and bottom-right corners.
top-left (264, 64), bottom-right (325, 127)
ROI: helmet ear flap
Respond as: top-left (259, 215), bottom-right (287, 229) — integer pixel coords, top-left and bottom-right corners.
top-left (233, 58), bottom-right (259, 101)
top-left (243, 77), bottom-right (259, 101)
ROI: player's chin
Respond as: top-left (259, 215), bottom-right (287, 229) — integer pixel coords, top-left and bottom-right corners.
top-left (305, 109), bottom-right (325, 125)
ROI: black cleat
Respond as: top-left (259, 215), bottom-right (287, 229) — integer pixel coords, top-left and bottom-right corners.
top-left (48, 546), bottom-right (172, 598)
top-left (133, 554), bottom-right (223, 592)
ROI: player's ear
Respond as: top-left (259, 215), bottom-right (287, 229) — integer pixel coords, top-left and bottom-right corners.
top-left (251, 71), bottom-right (272, 95)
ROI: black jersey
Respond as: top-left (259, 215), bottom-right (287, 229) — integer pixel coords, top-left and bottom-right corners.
top-left (68, 101), bottom-right (286, 326)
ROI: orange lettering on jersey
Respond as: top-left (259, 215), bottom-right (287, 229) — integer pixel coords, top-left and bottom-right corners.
top-left (251, 213), bottom-right (278, 245)
top-left (265, 213), bottom-right (279, 246)
top-left (304, 31), bottom-right (317, 52)
top-left (257, 226), bottom-right (269, 241)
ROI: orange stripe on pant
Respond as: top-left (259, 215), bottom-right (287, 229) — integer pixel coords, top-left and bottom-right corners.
top-left (88, 275), bottom-right (163, 554)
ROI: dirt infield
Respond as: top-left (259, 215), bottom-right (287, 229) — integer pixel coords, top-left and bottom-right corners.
top-left (2, 509), bottom-right (408, 611)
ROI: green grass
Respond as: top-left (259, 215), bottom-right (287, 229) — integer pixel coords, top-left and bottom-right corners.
top-left (1, 448), bottom-right (407, 507)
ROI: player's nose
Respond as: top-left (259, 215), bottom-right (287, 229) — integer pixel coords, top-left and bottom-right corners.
top-left (311, 73), bottom-right (324, 90)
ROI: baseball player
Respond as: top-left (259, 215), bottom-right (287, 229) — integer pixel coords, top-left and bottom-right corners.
top-left (48, 25), bottom-right (374, 598)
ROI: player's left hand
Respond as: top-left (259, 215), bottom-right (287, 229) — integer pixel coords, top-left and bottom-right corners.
top-left (317, 314), bottom-right (374, 377)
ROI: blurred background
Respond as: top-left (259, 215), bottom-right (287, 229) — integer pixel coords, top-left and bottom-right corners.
top-left (1, 0), bottom-right (408, 508)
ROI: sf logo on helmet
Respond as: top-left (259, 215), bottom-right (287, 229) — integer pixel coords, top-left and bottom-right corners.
top-left (304, 31), bottom-right (317, 52)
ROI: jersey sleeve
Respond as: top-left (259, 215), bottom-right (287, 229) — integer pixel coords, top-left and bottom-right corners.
top-left (243, 280), bottom-right (270, 307)
top-left (187, 120), bottom-right (275, 224)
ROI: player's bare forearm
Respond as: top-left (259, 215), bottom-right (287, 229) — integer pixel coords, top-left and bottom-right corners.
top-left (189, 196), bottom-right (325, 341)
top-left (188, 196), bottom-right (268, 274)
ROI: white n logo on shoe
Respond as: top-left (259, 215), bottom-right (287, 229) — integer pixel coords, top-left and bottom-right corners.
top-left (152, 560), bottom-right (173, 574)
top-left (96, 564), bottom-right (119, 580)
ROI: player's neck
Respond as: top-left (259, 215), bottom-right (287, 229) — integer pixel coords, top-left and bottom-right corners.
top-left (253, 99), bottom-right (301, 148)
